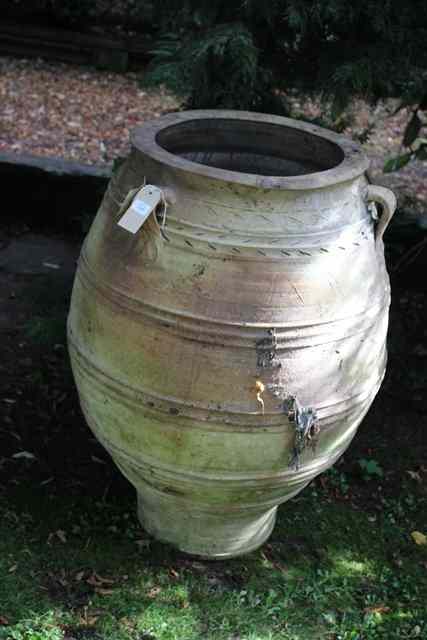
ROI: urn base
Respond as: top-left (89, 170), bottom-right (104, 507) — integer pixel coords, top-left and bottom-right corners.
top-left (137, 490), bottom-right (277, 559)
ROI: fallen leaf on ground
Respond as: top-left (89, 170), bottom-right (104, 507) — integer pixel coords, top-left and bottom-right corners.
top-left (411, 531), bottom-right (427, 545)
top-left (119, 617), bottom-right (135, 629)
top-left (94, 572), bottom-right (115, 584)
top-left (95, 587), bottom-right (114, 596)
top-left (12, 451), bottom-right (36, 460)
top-left (86, 616), bottom-right (99, 626)
top-left (364, 605), bottom-right (391, 614)
top-left (87, 572), bottom-right (115, 587)
top-left (56, 529), bottom-right (67, 543)
top-left (406, 470), bottom-right (423, 482)
top-left (78, 614), bottom-right (99, 627)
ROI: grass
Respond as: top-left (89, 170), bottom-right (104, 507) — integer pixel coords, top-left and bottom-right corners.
top-left (1, 474), bottom-right (426, 640)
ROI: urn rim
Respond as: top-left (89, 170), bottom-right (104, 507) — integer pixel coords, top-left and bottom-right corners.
top-left (131, 110), bottom-right (369, 191)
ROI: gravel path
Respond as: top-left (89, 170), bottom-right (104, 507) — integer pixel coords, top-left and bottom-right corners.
top-left (0, 56), bottom-right (426, 210)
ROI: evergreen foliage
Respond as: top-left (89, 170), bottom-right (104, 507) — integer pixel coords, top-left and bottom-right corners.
top-left (145, 0), bottom-right (427, 159)
top-left (145, 23), bottom-right (287, 113)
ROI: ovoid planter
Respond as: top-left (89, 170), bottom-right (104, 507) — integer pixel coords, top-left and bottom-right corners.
top-left (68, 110), bottom-right (396, 558)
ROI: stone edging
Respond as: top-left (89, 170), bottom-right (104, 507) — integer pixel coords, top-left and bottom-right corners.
top-left (0, 151), bottom-right (112, 179)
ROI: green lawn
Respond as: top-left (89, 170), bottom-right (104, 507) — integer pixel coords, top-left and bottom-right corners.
top-left (1, 469), bottom-right (426, 640)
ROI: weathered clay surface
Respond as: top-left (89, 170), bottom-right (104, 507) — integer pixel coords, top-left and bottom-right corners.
top-left (68, 110), bottom-right (395, 557)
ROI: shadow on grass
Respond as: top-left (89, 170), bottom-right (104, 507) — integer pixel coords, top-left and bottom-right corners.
top-left (1, 453), bottom-right (426, 640)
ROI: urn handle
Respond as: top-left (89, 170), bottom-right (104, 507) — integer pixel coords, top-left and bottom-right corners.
top-left (366, 184), bottom-right (397, 245)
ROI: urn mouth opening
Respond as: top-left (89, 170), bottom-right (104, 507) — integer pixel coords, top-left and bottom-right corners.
top-left (132, 110), bottom-right (369, 190)
top-left (156, 118), bottom-right (344, 178)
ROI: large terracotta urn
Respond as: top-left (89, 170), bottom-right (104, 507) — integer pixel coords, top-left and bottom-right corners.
top-left (68, 110), bottom-right (396, 558)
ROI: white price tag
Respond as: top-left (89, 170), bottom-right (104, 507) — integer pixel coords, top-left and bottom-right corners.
top-left (117, 185), bottom-right (163, 234)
